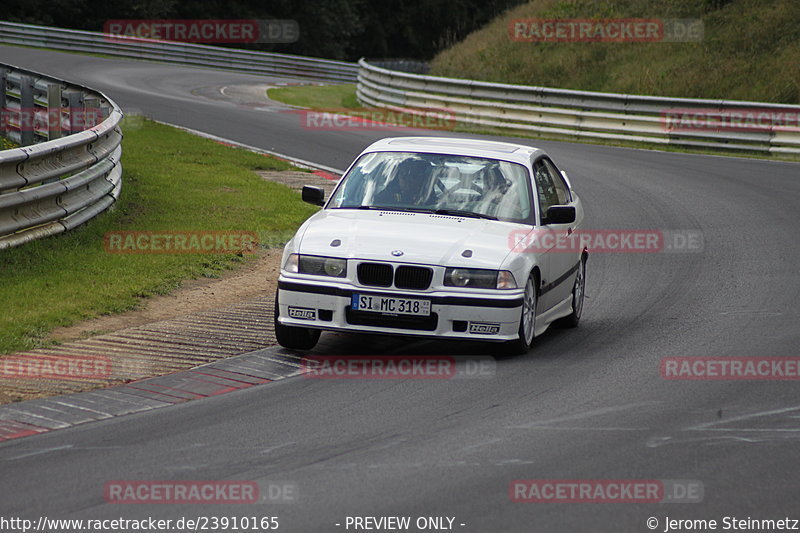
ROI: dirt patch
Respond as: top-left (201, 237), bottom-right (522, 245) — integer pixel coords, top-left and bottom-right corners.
top-left (47, 248), bottom-right (283, 344)
top-left (257, 169), bottom-right (339, 197)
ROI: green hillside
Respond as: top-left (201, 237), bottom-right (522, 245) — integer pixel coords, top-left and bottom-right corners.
top-left (430, 0), bottom-right (800, 103)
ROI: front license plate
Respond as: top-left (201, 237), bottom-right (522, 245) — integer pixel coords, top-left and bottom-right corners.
top-left (351, 294), bottom-right (431, 316)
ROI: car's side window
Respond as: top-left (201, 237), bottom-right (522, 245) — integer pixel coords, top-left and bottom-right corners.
top-left (533, 159), bottom-right (560, 220)
top-left (543, 158), bottom-right (571, 204)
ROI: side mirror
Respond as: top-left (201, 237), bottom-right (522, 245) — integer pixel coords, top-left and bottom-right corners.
top-left (302, 185), bottom-right (325, 206)
top-left (545, 205), bottom-right (576, 225)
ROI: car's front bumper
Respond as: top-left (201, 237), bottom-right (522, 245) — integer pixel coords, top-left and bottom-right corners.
top-left (277, 278), bottom-right (524, 342)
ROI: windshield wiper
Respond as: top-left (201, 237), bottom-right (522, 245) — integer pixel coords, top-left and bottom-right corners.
top-left (331, 205), bottom-right (393, 210)
top-left (434, 209), bottom-right (497, 220)
top-left (348, 206), bottom-right (431, 213)
top-left (338, 206), bottom-right (492, 218)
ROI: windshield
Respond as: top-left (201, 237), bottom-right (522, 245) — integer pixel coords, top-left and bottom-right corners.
top-left (328, 151), bottom-right (532, 222)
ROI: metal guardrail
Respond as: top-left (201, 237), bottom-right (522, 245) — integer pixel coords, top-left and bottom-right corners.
top-left (0, 63), bottom-right (122, 249)
top-left (0, 21), bottom-right (358, 84)
top-left (357, 59), bottom-right (800, 155)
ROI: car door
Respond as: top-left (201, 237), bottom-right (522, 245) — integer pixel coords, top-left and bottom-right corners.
top-left (532, 157), bottom-right (579, 310)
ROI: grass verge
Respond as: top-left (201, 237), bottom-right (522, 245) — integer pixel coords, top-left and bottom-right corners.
top-left (268, 83), bottom-right (359, 109)
top-left (0, 137), bottom-right (19, 150)
top-left (0, 117), bottom-right (318, 355)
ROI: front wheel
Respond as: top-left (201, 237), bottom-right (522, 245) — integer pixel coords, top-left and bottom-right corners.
top-left (555, 256), bottom-right (586, 328)
top-left (501, 273), bottom-right (537, 355)
top-left (274, 290), bottom-right (321, 350)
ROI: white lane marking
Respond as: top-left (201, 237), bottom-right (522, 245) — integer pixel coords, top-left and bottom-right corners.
top-left (646, 435), bottom-right (770, 448)
top-left (5, 445), bottom-right (73, 461)
top-left (150, 119), bottom-right (345, 175)
top-left (689, 405), bottom-right (800, 431)
top-left (53, 401), bottom-right (112, 418)
top-left (510, 401), bottom-right (660, 429)
top-left (719, 309), bottom-right (784, 316)
top-left (461, 438), bottom-right (503, 451)
top-left (2, 409), bottom-right (71, 428)
top-left (259, 442), bottom-right (298, 454)
top-left (648, 406), bottom-right (800, 447)
top-left (515, 426), bottom-right (650, 431)
top-left (495, 459), bottom-right (535, 465)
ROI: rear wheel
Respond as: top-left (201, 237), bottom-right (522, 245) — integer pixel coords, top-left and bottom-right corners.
top-left (501, 273), bottom-right (537, 355)
top-left (555, 256), bottom-right (585, 328)
top-left (274, 290), bottom-right (321, 350)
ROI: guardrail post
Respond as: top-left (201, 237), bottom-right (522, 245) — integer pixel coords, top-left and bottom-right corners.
top-left (46, 81), bottom-right (62, 140)
top-left (66, 91), bottom-right (84, 134)
top-left (0, 68), bottom-right (6, 142)
top-left (99, 99), bottom-right (111, 120)
top-left (84, 96), bottom-right (100, 128)
top-left (19, 75), bottom-right (34, 146)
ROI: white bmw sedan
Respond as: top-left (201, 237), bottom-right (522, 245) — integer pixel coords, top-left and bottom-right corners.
top-left (275, 137), bottom-right (586, 354)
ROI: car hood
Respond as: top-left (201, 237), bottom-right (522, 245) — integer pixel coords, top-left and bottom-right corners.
top-left (295, 209), bottom-right (525, 269)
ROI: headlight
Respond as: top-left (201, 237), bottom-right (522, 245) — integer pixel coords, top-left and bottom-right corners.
top-left (288, 254), bottom-right (347, 278)
top-left (444, 268), bottom-right (517, 289)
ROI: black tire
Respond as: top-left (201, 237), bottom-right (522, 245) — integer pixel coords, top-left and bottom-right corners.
top-left (273, 290), bottom-right (321, 350)
top-left (501, 273), bottom-right (537, 355)
top-left (555, 256), bottom-right (586, 329)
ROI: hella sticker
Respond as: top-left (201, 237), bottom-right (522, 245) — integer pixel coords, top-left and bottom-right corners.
top-left (288, 307), bottom-right (316, 320)
top-left (469, 322), bottom-right (501, 335)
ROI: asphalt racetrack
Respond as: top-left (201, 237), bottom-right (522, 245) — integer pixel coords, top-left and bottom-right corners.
top-left (2, 45), bottom-right (800, 532)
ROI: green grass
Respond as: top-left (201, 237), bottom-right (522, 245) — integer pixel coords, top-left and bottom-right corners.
top-left (0, 137), bottom-right (19, 150)
top-left (430, 0), bottom-right (800, 104)
top-left (268, 84), bottom-right (359, 109)
top-left (0, 117), bottom-right (318, 355)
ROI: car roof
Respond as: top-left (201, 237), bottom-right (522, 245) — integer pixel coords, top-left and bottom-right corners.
top-left (360, 137), bottom-right (545, 165)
